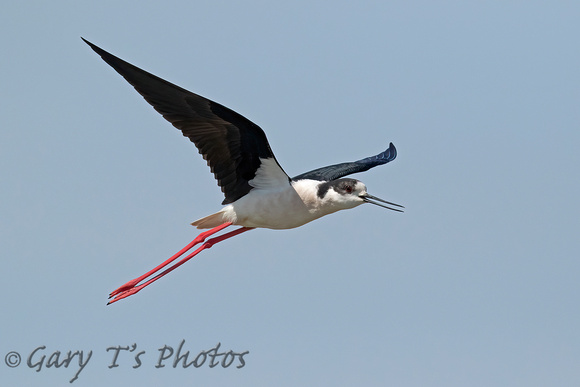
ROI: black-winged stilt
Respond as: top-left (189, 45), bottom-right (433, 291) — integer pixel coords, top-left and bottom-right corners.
top-left (82, 38), bottom-right (404, 304)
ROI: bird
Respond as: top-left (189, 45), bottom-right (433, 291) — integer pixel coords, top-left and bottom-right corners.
top-left (82, 38), bottom-right (404, 304)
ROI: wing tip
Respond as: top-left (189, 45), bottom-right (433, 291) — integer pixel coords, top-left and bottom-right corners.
top-left (388, 142), bottom-right (397, 161)
top-left (81, 37), bottom-right (99, 52)
top-left (81, 38), bottom-right (125, 71)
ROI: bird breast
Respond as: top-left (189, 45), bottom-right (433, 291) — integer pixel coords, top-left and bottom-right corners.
top-left (225, 179), bottom-right (345, 229)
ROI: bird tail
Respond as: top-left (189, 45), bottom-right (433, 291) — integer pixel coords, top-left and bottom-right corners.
top-left (191, 211), bottom-right (228, 229)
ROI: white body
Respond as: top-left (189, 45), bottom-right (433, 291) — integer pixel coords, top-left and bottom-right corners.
top-left (192, 158), bottom-right (367, 229)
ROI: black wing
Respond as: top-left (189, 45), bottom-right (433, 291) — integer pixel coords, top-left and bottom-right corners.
top-left (292, 142), bottom-right (397, 181)
top-left (83, 38), bottom-right (289, 205)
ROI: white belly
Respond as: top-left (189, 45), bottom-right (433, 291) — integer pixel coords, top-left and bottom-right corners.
top-left (227, 185), bottom-right (316, 229)
top-left (192, 179), bottom-right (361, 230)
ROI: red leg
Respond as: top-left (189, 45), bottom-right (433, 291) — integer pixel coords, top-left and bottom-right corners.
top-left (108, 224), bottom-right (253, 304)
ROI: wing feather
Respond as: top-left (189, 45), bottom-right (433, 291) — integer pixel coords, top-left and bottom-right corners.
top-left (83, 38), bottom-right (289, 204)
top-left (292, 142), bottom-right (397, 181)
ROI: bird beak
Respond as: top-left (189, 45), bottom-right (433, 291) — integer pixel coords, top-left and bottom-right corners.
top-left (360, 193), bottom-right (404, 212)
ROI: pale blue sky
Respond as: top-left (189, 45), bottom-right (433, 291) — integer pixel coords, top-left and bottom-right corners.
top-left (1, 1), bottom-right (579, 386)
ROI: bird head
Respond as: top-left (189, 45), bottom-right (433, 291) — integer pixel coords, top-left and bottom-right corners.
top-left (317, 178), bottom-right (404, 212)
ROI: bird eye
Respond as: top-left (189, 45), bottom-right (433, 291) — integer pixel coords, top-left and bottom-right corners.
top-left (345, 185), bottom-right (353, 193)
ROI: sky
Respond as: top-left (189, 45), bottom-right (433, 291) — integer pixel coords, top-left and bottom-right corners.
top-left (1, 1), bottom-right (579, 386)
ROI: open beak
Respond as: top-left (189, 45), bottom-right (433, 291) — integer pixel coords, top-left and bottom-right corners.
top-left (360, 193), bottom-right (404, 212)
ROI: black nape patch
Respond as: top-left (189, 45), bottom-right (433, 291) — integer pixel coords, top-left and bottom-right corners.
top-left (317, 181), bottom-right (331, 199)
top-left (317, 178), bottom-right (359, 199)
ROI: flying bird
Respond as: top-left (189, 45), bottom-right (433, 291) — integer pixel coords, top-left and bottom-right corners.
top-left (82, 38), bottom-right (404, 304)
